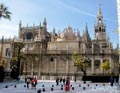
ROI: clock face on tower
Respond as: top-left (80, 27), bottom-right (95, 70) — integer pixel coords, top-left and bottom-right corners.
top-left (99, 20), bottom-right (102, 23)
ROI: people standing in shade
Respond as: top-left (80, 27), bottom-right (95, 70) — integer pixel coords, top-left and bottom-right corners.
top-left (110, 76), bottom-right (114, 86)
top-left (56, 77), bottom-right (59, 86)
top-left (60, 78), bottom-right (62, 84)
top-left (63, 78), bottom-right (65, 85)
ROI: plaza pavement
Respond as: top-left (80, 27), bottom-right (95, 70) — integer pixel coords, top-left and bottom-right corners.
top-left (0, 80), bottom-right (120, 93)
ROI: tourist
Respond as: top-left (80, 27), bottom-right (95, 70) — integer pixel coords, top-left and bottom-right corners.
top-left (26, 77), bottom-right (30, 89)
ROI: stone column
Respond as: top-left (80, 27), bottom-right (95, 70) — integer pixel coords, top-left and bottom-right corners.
top-left (54, 57), bottom-right (57, 75)
top-left (66, 59), bottom-right (68, 74)
top-left (92, 42), bottom-right (94, 54)
top-left (31, 58), bottom-right (33, 76)
top-left (91, 58), bottom-right (94, 74)
top-left (100, 43), bottom-right (102, 53)
top-left (100, 59), bottom-right (103, 73)
top-left (66, 45), bottom-right (69, 75)
top-left (109, 58), bottom-right (112, 73)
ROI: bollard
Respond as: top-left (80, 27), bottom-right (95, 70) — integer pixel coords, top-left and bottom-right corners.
top-left (43, 88), bottom-right (45, 92)
top-left (79, 84), bottom-right (81, 87)
top-left (51, 87), bottom-right (53, 91)
top-left (5, 85), bottom-right (8, 88)
top-left (72, 87), bottom-right (74, 90)
top-left (24, 85), bottom-right (26, 87)
top-left (14, 85), bottom-right (17, 88)
top-left (52, 85), bottom-right (54, 87)
top-left (71, 85), bottom-right (72, 87)
top-left (96, 84), bottom-right (97, 86)
top-left (37, 89), bottom-right (41, 93)
top-left (83, 87), bottom-right (85, 90)
top-left (61, 87), bottom-right (63, 90)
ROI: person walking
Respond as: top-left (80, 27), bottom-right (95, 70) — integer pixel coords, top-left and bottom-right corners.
top-left (65, 77), bottom-right (70, 91)
top-left (56, 77), bottom-right (59, 86)
top-left (63, 78), bottom-right (65, 85)
top-left (34, 78), bottom-right (38, 89)
top-left (110, 76), bottom-right (114, 86)
top-left (26, 77), bottom-right (30, 89)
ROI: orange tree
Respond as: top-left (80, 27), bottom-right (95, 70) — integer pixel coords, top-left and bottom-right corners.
top-left (100, 60), bottom-right (110, 74)
top-left (72, 51), bottom-right (87, 76)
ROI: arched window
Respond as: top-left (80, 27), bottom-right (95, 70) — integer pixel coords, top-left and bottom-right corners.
top-left (26, 32), bottom-right (33, 40)
top-left (99, 27), bottom-right (101, 32)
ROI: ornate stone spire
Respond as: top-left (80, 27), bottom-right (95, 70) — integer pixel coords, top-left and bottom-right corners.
top-left (85, 22), bottom-right (88, 34)
top-left (19, 20), bottom-right (22, 27)
top-left (43, 17), bottom-right (47, 26)
top-left (97, 4), bottom-right (103, 21)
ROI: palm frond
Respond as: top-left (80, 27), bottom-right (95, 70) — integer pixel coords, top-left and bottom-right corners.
top-left (0, 4), bottom-right (11, 20)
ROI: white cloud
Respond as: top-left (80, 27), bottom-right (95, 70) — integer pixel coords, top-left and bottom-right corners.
top-left (0, 24), bottom-right (18, 38)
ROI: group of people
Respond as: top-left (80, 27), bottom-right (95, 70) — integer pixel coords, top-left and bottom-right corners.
top-left (56, 77), bottom-right (70, 91)
top-left (109, 76), bottom-right (118, 86)
top-left (26, 76), bottom-right (38, 89)
top-left (56, 77), bottom-right (66, 86)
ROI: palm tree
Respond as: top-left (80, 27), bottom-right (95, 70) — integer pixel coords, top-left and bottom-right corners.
top-left (0, 4), bottom-right (11, 20)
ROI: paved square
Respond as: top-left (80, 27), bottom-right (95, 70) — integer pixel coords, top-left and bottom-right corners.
top-left (0, 80), bottom-right (120, 93)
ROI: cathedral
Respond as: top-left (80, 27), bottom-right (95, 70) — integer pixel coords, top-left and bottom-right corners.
top-left (0, 7), bottom-right (119, 80)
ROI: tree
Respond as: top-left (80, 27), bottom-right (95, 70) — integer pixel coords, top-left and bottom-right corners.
top-left (72, 51), bottom-right (86, 76)
top-left (11, 42), bottom-right (25, 79)
top-left (11, 53), bottom-right (26, 79)
top-left (0, 4), bottom-right (11, 20)
top-left (100, 60), bottom-right (110, 74)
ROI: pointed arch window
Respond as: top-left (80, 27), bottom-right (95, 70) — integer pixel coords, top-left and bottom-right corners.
top-left (26, 32), bottom-right (33, 40)
top-left (99, 27), bottom-right (101, 32)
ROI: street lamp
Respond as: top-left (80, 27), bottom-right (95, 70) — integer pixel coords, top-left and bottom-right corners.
top-left (74, 62), bottom-right (77, 82)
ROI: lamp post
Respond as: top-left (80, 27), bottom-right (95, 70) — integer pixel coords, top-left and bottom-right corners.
top-left (74, 63), bottom-right (77, 82)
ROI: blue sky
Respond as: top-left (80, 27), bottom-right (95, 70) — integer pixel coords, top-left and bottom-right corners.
top-left (0, 0), bottom-right (118, 48)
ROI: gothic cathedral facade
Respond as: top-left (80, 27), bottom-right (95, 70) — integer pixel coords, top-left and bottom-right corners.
top-left (14, 7), bottom-right (119, 79)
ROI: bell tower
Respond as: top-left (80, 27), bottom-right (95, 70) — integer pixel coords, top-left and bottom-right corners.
top-left (94, 5), bottom-right (106, 41)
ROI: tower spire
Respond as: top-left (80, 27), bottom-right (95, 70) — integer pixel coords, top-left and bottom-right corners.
top-left (43, 17), bottom-right (47, 29)
top-left (97, 4), bottom-right (103, 21)
top-left (85, 22), bottom-right (88, 33)
top-left (19, 20), bottom-right (22, 27)
top-left (43, 17), bottom-right (47, 25)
